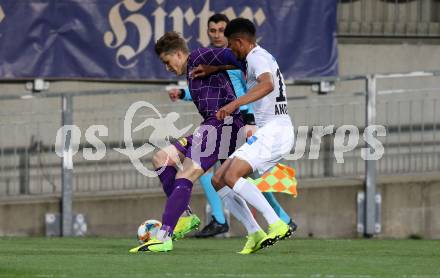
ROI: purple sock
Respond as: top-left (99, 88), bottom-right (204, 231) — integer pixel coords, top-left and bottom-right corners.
top-left (155, 166), bottom-right (177, 197)
top-left (161, 178), bottom-right (193, 234)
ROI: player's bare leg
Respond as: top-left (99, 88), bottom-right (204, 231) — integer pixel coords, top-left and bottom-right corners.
top-left (131, 157), bottom-right (205, 253)
top-left (153, 146), bottom-right (201, 241)
top-left (211, 159), bottom-right (272, 253)
top-left (211, 159), bottom-right (233, 191)
top-left (175, 158), bottom-right (205, 182)
top-left (152, 145), bottom-right (186, 196)
top-left (143, 158), bottom-right (203, 252)
top-left (216, 157), bottom-right (253, 188)
top-left (152, 145), bottom-right (184, 169)
top-left (214, 157), bottom-right (291, 244)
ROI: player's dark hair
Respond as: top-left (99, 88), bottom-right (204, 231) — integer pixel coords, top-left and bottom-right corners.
top-left (224, 18), bottom-right (256, 40)
top-left (155, 31), bottom-right (189, 56)
top-left (208, 13), bottom-right (229, 25)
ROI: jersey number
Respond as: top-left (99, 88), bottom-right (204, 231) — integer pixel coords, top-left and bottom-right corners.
top-left (275, 68), bottom-right (286, 102)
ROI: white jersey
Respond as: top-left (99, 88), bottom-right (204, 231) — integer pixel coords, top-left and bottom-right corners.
top-left (246, 45), bottom-right (290, 127)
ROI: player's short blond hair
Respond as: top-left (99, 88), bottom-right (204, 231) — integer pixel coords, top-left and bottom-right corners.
top-left (154, 32), bottom-right (189, 56)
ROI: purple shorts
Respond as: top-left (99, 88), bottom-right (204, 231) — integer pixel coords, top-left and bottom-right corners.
top-left (173, 116), bottom-right (245, 171)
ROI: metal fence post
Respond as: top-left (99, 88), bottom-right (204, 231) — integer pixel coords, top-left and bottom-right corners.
top-left (323, 134), bottom-right (334, 177)
top-left (365, 75), bottom-right (377, 237)
top-left (61, 95), bottom-right (73, 237)
top-left (19, 151), bottom-right (30, 194)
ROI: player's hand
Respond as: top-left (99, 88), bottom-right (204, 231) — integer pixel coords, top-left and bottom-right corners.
top-left (168, 88), bottom-right (181, 102)
top-left (244, 124), bottom-right (257, 139)
top-left (190, 65), bottom-right (217, 78)
top-left (216, 101), bottom-right (239, 120)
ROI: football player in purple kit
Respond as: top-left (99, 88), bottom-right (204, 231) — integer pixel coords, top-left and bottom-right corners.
top-left (129, 32), bottom-right (273, 253)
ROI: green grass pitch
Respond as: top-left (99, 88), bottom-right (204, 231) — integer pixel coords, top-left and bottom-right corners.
top-left (0, 237), bottom-right (439, 278)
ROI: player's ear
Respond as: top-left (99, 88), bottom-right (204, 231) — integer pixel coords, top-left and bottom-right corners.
top-left (175, 50), bottom-right (186, 61)
top-left (175, 50), bottom-right (182, 59)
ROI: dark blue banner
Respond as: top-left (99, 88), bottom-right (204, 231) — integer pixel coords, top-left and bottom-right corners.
top-left (0, 0), bottom-right (338, 80)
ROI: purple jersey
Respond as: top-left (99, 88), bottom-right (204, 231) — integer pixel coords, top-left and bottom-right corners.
top-left (187, 48), bottom-right (243, 119)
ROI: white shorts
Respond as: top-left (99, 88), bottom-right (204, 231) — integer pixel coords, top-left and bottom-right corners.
top-left (230, 117), bottom-right (294, 174)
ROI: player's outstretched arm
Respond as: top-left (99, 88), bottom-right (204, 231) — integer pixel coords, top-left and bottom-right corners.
top-left (190, 48), bottom-right (243, 78)
top-left (190, 64), bottom-right (237, 78)
top-left (216, 72), bottom-right (274, 120)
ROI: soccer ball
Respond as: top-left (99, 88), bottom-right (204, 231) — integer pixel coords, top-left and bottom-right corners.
top-left (137, 219), bottom-right (162, 243)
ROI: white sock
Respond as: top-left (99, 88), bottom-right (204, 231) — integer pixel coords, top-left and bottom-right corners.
top-left (233, 177), bottom-right (280, 225)
top-left (218, 186), bottom-right (261, 234)
top-left (156, 229), bottom-right (170, 242)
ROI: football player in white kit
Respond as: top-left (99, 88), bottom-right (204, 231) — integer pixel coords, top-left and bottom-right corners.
top-left (194, 18), bottom-right (295, 254)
